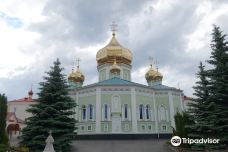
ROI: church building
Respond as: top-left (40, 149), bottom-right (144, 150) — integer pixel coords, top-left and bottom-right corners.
top-left (68, 27), bottom-right (184, 138)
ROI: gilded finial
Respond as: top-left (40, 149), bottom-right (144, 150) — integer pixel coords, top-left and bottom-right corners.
top-left (76, 58), bottom-right (80, 69)
top-left (154, 59), bottom-right (159, 72)
top-left (110, 21), bottom-right (117, 36)
top-left (148, 56), bottom-right (153, 68)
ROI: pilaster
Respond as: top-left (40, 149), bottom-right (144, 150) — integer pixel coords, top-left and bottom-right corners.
top-left (96, 88), bottom-right (101, 133)
top-left (168, 91), bottom-right (175, 128)
top-left (131, 87), bottom-right (138, 133)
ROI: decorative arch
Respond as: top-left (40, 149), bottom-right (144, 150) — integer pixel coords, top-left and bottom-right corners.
top-left (159, 105), bottom-right (166, 121)
top-left (111, 95), bottom-right (121, 112)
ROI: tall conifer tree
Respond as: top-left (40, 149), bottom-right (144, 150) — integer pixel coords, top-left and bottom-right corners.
top-left (0, 94), bottom-right (8, 149)
top-left (21, 59), bottom-right (76, 152)
top-left (207, 25), bottom-right (228, 148)
top-left (187, 62), bottom-right (212, 150)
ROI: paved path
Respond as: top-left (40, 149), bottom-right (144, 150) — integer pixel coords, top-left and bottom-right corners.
top-left (72, 139), bottom-right (172, 152)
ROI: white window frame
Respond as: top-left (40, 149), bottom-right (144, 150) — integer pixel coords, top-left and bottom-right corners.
top-left (148, 124), bottom-right (152, 131)
top-left (161, 125), bottom-right (167, 131)
top-left (87, 125), bottom-right (92, 131)
top-left (80, 125), bottom-right (85, 131)
top-left (141, 124), bottom-right (146, 131)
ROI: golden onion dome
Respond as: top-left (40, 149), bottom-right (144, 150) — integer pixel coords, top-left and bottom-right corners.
top-left (96, 34), bottom-right (133, 66)
top-left (68, 66), bottom-right (85, 83)
top-left (154, 71), bottom-right (163, 81)
top-left (110, 59), bottom-right (121, 74)
top-left (145, 65), bottom-right (158, 82)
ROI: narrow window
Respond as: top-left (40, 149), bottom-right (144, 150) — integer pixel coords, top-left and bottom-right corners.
top-left (124, 104), bottom-right (128, 119)
top-left (89, 104), bottom-right (93, 120)
top-left (104, 104), bottom-right (108, 120)
top-left (139, 105), bottom-right (144, 120)
top-left (82, 105), bottom-right (86, 121)
top-left (146, 105), bottom-right (150, 120)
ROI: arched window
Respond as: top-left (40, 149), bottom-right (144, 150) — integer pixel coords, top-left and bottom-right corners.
top-left (82, 105), bottom-right (86, 121)
top-left (124, 104), bottom-right (128, 119)
top-left (160, 106), bottom-right (166, 121)
top-left (146, 105), bottom-right (150, 120)
top-left (89, 104), bottom-right (93, 120)
top-left (139, 104), bottom-right (144, 120)
top-left (104, 104), bottom-right (108, 120)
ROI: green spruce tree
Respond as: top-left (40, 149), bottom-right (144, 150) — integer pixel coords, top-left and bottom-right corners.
top-left (207, 25), bottom-right (228, 148)
top-left (187, 62), bottom-right (212, 150)
top-left (0, 94), bottom-right (9, 151)
top-left (20, 59), bottom-right (76, 152)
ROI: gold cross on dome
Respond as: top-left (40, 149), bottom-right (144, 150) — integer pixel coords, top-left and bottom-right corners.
top-left (75, 58), bottom-right (80, 68)
top-left (110, 21), bottom-right (117, 35)
top-left (154, 59), bottom-right (159, 71)
top-left (148, 56), bottom-right (153, 67)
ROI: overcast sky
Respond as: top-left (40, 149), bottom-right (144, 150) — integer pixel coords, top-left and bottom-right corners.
top-left (0, 0), bottom-right (228, 100)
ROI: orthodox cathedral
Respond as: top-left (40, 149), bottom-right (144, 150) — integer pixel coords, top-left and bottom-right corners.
top-left (67, 27), bottom-right (184, 138)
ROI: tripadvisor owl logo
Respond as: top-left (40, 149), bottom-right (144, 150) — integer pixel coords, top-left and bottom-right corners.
top-left (171, 136), bottom-right (182, 146)
top-left (171, 136), bottom-right (220, 146)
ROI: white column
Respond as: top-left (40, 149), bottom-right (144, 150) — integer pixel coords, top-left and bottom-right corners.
top-left (168, 91), bottom-right (175, 128)
top-left (131, 87), bottom-right (138, 133)
top-left (96, 88), bottom-right (101, 133)
top-left (152, 92), bottom-right (158, 135)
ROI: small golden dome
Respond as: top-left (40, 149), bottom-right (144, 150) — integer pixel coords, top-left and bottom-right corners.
top-left (145, 65), bottom-right (157, 82)
top-left (110, 59), bottom-right (121, 73)
top-left (154, 71), bottom-right (163, 81)
top-left (68, 66), bottom-right (85, 83)
top-left (96, 34), bottom-right (132, 66)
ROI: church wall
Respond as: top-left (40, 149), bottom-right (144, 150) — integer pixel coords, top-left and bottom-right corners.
top-left (155, 93), bottom-right (172, 133)
top-left (77, 122), bottom-right (96, 134)
top-left (136, 94), bottom-right (156, 133)
top-left (101, 122), bottom-right (112, 133)
top-left (78, 95), bottom-right (96, 122)
top-left (100, 93), bottom-right (132, 133)
top-left (172, 94), bottom-right (183, 114)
